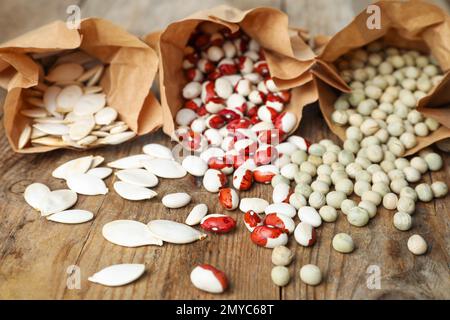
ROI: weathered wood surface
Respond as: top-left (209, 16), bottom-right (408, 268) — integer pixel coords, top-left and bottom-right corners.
top-left (0, 0), bottom-right (449, 300)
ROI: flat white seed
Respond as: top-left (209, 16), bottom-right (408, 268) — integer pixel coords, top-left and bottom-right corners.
top-left (239, 198), bottom-right (269, 214)
top-left (87, 65), bottom-right (104, 86)
top-left (32, 123), bottom-right (69, 136)
top-left (77, 135), bottom-right (97, 146)
top-left (115, 169), bottom-right (158, 187)
top-left (39, 189), bottom-right (78, 216)
top-left (142, 143), bottom-right (174, 160)
top-left (73, 93), bottom-right (106, 116)
top-left (52, 155), bottom-right (94, 179)
top-left (31, 127), bottom-right (48, 139)
top-left (186, 204), bottom-right (208, 226)
top-left (91, 156), bottom-right (105, 168)
top-left (102, 220), bottom-right (163, 247)
top-left (162, 193), bottom-right (191, 209)
top-left (147, 220), bottom-right (207, 244)
top-left (88, 264), bottom-right (145, 287)
top-left (18, 124), bottom-right (32, 149)
top-left (98, 131), bottom-right (136, 145)
top-left (77, 64), bottom-right (103, 82)
top-left (24, 183), bottom-right (51, 210)
top-left (107, 154), bottom-right (153, 169)
top-left (69, 117), bottom-right (96, 140)
top-left (84, 86), bottom-right (103, 94)
top-left (142, 158), bottom-right (187, 179)
top-left (56, 85), bottom-right (83, 113)
top-left (86, 167), bottom-right (112, 179)
top-left (66, 173), bottom-right (108, 195)
top-left (113, 181), bottom-right (157, 201)
top-left (94, 107), bottom-right (118, 125)
top-left (46, 63), bottom-right (84, 82)
top-left (32, 136), bottom-right (68, 147)
top-left (182, 155), bottom-right (208, 177)
top-left (46, 209), bottom-right (94, 224)
top-left (20, 108), bottom-right (48, 118)
top-left (110, 124), bottom-right (128, 134)
top-left (43, 86), bottom-right (62, 115)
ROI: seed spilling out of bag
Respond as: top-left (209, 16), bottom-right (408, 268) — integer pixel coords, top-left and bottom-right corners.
top-left (190, 264), bottom-right (228, 294)
top-left (88, 264), bottom-right (146, 287)
top-left (147, 220), bottom-right (207, 244)
top-left (200, 214), bottom-right (236, 234)
top-left (102, 220), bottom-right (163, 247)
top-left (46, 209), bottom-right (94, 224)
top-left (19, 50), bottom-right (135, 149)
top-left (113, 181), bottom-right (157, 201)
top-left (66, 173), bottom-right (108, 195)
top-left (115, 169), bottom-right (159, 187)
top-left (162, 193), bottom-right (192, 209)
top-left (186, 203), bottom-right (208, 226)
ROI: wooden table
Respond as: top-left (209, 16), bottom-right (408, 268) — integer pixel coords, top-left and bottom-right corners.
top-left (0, 0), bottom-right (449, 300)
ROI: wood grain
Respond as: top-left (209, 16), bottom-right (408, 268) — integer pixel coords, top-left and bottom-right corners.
top-left (0, 0), bottom-right (449, 300)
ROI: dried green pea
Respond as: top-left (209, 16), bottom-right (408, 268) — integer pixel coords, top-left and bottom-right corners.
top-left (291, 149), bottom-right (308, 165)
top-left (332, 110), bottom-right (349, 126)
top-left (425, 117), bottom-right (439, 131)
top-left (271, 266), bottom-right (290, 287)
top-left (347, 207), bottom-right (370, 227)
top-left (354, 180), bottom-right (371, 197)
top-left (366, 145), bottom-right (384, 163)
top-left (331, 162), bottom-right (345, 171)
top-left (322, 151), bottom-right (338, 165)
top-left (383, 193), bottom-right (398, 210)
top-left (390, 178), bottom-right (408, 194)
top-left (360, 118), bottom-right (379, 136)
top-left (358, 200), bottom-right (377, 218)
top-left (372, 182), bottom-right (390, 197)
top-left (311, 180), bottom-right (330, 194)
top-left (387, 138), bottom-right (405, 156)
top-left (372, 171), bottom-right (390, 184)
top-left (407, 234), bottom-right (427, 255)
top-left (326, 191), bottom-right (347, 209)
top-left (414, 122), bottom-right (429, 137)
top-left (399, 132), bottom-right (417, 149)
top-left (272, 246), bottom-right (294, 266)
top-left (335, 179), bottom-right (354, 196)
top-left (300, 161), bottom-right (317, 176)
top-left (345, 163), bottom-right (362, 179)
top-left (343, 139), bottom-right (360, 154)
top-left (295, 183), bottom-right (313, 198)
top-left (380, 160), bottom-right (396, 173)
top-left (354, 170), bottom-right (372, 183)
top-left (388, 169), bottom-right (405, 180)
top-left (308, 143), bottom-right (326, 157)
top-left (403, 166), bottom-right (421, 183)
top-left (423, 152), bottom-right (443, 171)
top-left (319, 206), bottom-right (338, 222)
top-left (346, 126), bottom-right (363, 141)
top-left (272, 174), bottom-right (290, 188)
top-left (294, 171), bottom-right (312, 184)
top-left (309, 191), bottom-right (326, 209)
top-left (330, 170), bottom-right (347, 185)
top-left (349, 113), bottom-right (364, 127)
top-left (289, 192), bottom-right (307, 209)
top-left (317, 164), bottom-right (332, 176)
top-left (332, 233), bottom-right (355, 253)
top-left (355, 156), bottom-right (371, 170)
top-left (361, 190), bottom-right (382, 206)
top-left (431, 181), bottom-right (448, 198)
top-left (338, 150), bottom-right (355, 166)
top-left (308, 155), bottom-right (323, 167)
top-left (415, 183), bottom-right (433, 202)
top-left (367, 164), bottom-right (382, 174)
top-left (316, 174), bottom-right (332, 186)
top-left (410, 157), bottom-right (428, 174)
top-left (400, 186), bottom-right (418, 201)
top-left (393, 212), bottom-right (412, 231)
top-left (397, 196), bottom-right (415, 214)
top-left (340, 199), bottom-right (356, 215)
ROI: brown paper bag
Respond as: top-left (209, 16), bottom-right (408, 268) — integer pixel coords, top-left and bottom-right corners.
top-left (0, 18), bottom-right (162, 153)
top-left (143, 5), bottom-right (317, 137)
top-left (313, 0), bottom-right (450, 156)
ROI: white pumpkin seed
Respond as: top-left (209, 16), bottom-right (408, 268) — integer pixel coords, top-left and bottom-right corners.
top-left (107, 154), bottom-right (153, 169)
top-left (74, 93), bottom-right (106, 116)
top-left (186, 204), bottom-right (208, 226)
top-left (142, 143), bottom-right (174, 160)
top-left (52, 155), bottom-right (93, 179)
top-left (102, 220), bottom-right (163, 247)
top-left (94, 107), bottom-right (118, 125)
top-left (84, 86), bottom-right (103, 94)
top-left (142, 158), bottom-right (187, 179)
top-left (46, 63), bottom-right (84, 83)
top-left (32, 136), bottom-right (68, 147)
top-left (18, 124), bottom-right (32, 149)
top-left (20, 108), bottom-right (48, 118)
top-left (69, 117), bottom-right (96, 140)
top-left (66, 173), bottom-right (108, 195)
top-left (113, 181), bottom-right (157, 201)
top-left (77, 64), bottom-right (103, 82)
top-left (97, 131), bottom-right (136, 145)
top-left (31, 127), bottom-right (47, 139)
top-left (25, 97), bottom-right (45, 108)
top-left (162, 193), bottom-right (191, 209)
top-left (110, 124), bottom-right (128, 134)
top-left (24, 183), bottom-right (51, 210)
top-left (147, 220), bottom-right (207, 244)
top-left (87, 65), bottom-right (104, 86)
top-left (56, 85), bottom-right (83, 113)
top-left (43, 86), bottom-right (61, 115)
top-left (77, 135), bottom-right (97, 146)
top-left (32, 123), bottom-right (69, 136)
top-left (39, 189), bottom-right (78, 216)
top-left (86, 167), bottom-right (112, 179)
top-left (239, 198), bottom-right (269, 214)
top-left (91, 156), bottom-right (105, 168)
top-left (115, 169), bottom-right (158, 187)
top-left (88, 264), bottom-right (145, 287)
top-left (46, 209), bottom-right (94, 224)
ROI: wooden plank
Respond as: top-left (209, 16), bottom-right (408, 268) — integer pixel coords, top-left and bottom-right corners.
top-left (79, 0), bottom-right (282, 36)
